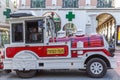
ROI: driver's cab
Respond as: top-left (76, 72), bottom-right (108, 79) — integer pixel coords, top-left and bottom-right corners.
top-left (9, 16), bottom-right (55, 45)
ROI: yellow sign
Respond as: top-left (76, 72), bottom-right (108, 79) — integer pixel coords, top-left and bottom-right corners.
top-left (47, 48), bottom-right (64, 55)
top-left (118, 27), bottom-right (120, 41)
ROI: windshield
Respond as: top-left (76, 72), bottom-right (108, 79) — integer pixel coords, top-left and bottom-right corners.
top-left (46, 18), bottom-right (56, 38)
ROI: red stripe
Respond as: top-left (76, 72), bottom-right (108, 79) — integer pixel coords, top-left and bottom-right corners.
top-left (72, 49), bottom-right (111, 57)
top-left (6, 45), bottom-right (68, 58)
top-left (83, 49), bottom-right (111, 56)
top-left (0, 62), bottom-right (3, 69)
top-left (71, 51), bottom-right (78, 57)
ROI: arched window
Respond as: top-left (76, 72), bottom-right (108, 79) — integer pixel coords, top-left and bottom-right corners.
top-left (96, 13), bottom-right (116, 46)
top-left (62, 0), bottom-right (79, 8)
top-left (43, 12), bottom-right (61, 33)
top-left (63, 23), bottom-right (76, 36)
top-left (31, 0), bottom-right (46, 8)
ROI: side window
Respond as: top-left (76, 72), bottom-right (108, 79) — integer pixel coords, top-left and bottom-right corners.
top-left (12, 23), bottom-right (23, 42)
top-left (25, 20), bottom-right (44, 43)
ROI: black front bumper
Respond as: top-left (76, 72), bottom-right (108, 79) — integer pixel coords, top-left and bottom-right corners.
top-left (109, 47), bottom-right (115, 57)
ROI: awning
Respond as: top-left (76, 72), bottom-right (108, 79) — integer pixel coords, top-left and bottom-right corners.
top-left (10, 11), bottom-right (36, 18)
top-left (0, 23), bottom-right (9, 31)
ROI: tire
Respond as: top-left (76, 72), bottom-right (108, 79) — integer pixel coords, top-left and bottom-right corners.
top-left (16, 70), bottom-right (37, 78)
top-left (4, 70), bottom-right (11, 73)
top-left (86, 58), bottom-right (107, 78)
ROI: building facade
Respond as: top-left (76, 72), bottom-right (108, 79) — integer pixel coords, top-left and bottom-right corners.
top-left (17, 0), bottom-right (120, 49)
top-left (0, 0), bottom-right (18, 46)
top-left (19, 0), bottom-right (115, 8)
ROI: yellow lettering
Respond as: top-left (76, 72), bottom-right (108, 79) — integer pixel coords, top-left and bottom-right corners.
top-left (47, 48), bottom-right (65, 55)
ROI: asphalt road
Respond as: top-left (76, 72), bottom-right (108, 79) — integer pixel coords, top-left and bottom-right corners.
top-left (0, 69), bottom-right (120, 80)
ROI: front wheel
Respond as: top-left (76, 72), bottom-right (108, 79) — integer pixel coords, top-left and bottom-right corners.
top-left (86, 58), bottom-right (107, 78)
top-left (16, 70), bottom-right (37, 78)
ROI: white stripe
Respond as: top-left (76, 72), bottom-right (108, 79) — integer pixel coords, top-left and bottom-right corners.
top-left (71, 47), bottom-right (105, 51)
